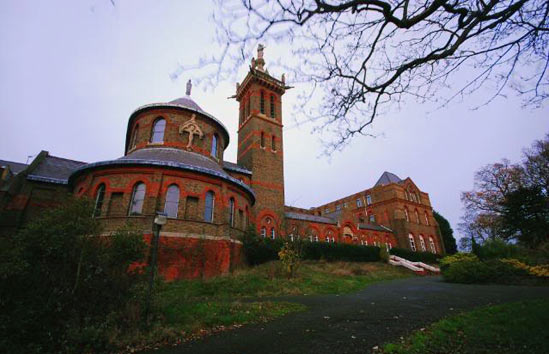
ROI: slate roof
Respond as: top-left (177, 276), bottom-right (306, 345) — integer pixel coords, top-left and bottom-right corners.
top-left (374, 171), bottom-right (403, 187)
top-left (223, 161), bottom-right (252, 176)
top-left (27, 156), bottom-right (87, 184)
top-left (285, 211), bottom-right (337, 225)
top-left (358, 223), bottom-right (393, 232)
top-left (0, 159), bottom-right (28, 174)
top-left (169, 96), bottom-right (204, 112)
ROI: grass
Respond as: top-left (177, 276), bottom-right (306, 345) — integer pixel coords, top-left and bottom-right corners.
top-left (382, 299), bottom-right (549, 354)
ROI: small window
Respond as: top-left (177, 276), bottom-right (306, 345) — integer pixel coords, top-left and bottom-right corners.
top-left (129, 182), bottom-right (146, 215)
top-left (271, 135), bottom-right (276, 151)
top-left (366, 195), bottom-right (372, 205)
top-left (419, 235), bottom-right (426, 252)
top-left (260, 132), bottom-right (265, 148)
top-left (239, 103), bottom-right (244, 125)
top-left (325, 207), bottom-right (330, 213)
top-left (131, 125), bottom-right (139, 149)
top-left (424, 212), bottom-right (429, 225)
top-left (404, 191), bottom-right (409, 200)
top-left (415, 210), bottom-right (420, 224)
top-left (369, 214), bottom-right (375, 223)
top-left (211, 134), bottom-right (218, 158)
top-left (204, 191), bottom-right (215, 223)
top-left (336, 204), bottom-right (342, 211)
top-left (260, 91), bottom-right (265, 114)
top-left (404, 208), bottom-right (409, 222)
top-left (429, 237), bottom-right (436, 253)
top-left (150, 118), bottom-right (166, 143)
top-left (408, 234), bottom-right (416, 252)
top-left (270, 228), bottom-right (276, 240)
top-left (270, 94), bottom-right (275, 118)
top-left (164, 184), bottom-right (180, 218)
top-left (261, 226), bottom-right (266, 238)
top-left (356, 198), bottom-right (363, 207)
top-left (343, 202), bottom-right (348, 208)
top-left (93, 184), bottom-right (106, 217)
top-left (416, 193), bottom-right (421, 203)
top-left (229, 198), bottom-right (235, 227)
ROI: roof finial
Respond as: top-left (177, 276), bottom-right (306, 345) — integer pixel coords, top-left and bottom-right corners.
top-left (256, 44), bottom-right (266, 71)
top-left (186, 79), bottom-right (192, 96)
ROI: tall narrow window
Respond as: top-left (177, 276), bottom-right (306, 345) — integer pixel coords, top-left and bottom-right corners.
top-left (260, 91), bottom-right (265, 114)
top-left (271, 135), bottom-right (276, 151)
top-left (93, 184), bottom-right (106, 217)
top-left (204, 191), bottom-right (215, 222)
top-left (270, 94), bottom-right (275, 118)
top-left (229, 197), bottom-right (235, 227)
top-left (246, 97), bottom-right (250, 118)
top-left (129, 182), bottom-right (146, 215)
top-left (366, 195), bottom-right (372, 205)
top-left (131, 125), bottom-right (139, 149)
top-left (356, 198), bottom-right (363, 207)
top-left (164, 184), bottom-right (180, 218)
top-left (239, 209), bottom-right (244, 229)
top-left (211, 134), bottom-right (218, 158)
top-left (424, 212), bottom-right (429, 225)
top-left (429, 237), bottom-right (436, 253)
top-left (415, 210), bottom-right (420, 224)
top-left (239, 103), bottom-right (244, 125)
top-left (150, 118), bottom-right (166, 143)
top-left (270, 228), bottom-right (275, 239)
top-left (419, 235), bottom-right (426, 252)
top-left (408, 234), bottom-right (416, 252)
top-left (260, 132), bottom-right (265, 148)
top-left (261, 226), bottom-right (266, 238)
top-left (404, 208), bottom-right (409, 222)
top-left (369, 214), bottom-right (375, 223)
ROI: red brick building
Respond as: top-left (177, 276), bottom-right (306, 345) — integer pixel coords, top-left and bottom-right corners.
top-left (0, 46), bottom-right (444, 279)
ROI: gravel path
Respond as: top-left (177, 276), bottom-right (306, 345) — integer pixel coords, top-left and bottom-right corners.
top-left (150, 277), bottom-right (549, 354)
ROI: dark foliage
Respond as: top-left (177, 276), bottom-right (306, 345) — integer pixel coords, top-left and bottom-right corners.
top-left (433, 211), bottom-right (457, 254)
top-left (0, 198), bottom-right (147, 353)
top-left (390, 247), bottom-right (441, 264)
top-left (442, 259), bottom-right (529, 284)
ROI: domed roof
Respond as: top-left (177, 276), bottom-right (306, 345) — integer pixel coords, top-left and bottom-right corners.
top-left (68, 148), bottom-right (255, 203)
top-left (168, 96), bottom-right (204, 112)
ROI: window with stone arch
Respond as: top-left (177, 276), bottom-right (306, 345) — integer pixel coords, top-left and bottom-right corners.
top-left (260, 226), bottom-right (267, 238)
top-left (419, 235), bottom-right (427, 252)
top-left (229, 197), bottom-right (235, 227)
top-left (260, 131), bottom-right (265, 148)
top-left (204, 191), bottom-right (215, 223)
top-left (408, 234), bottom-right (416, 252)
top-left (404, 208), bottom-right (409, 222)
top-left (211, 134), bottom-right (218, 158)
top-left (129, 182), bottom-right (146, 215)
top-left (164, 184), bottom-right (180, 218)
top-left (424, 212), bottom-right (430, 225)
top-left (131, 124), bottom-right (139, 149)
top-left (260, 90), bottom-right (265, 114)
top-left (150, 118), bottom-right (166, 143)
top-left (429, 237), bottom-right (437, 253)
top-left (93, 183), bottom-right (106, 217)
top-left (270, 94), bottom-right (275, 118)
top-left (415, 210), bottom-right (420, 224)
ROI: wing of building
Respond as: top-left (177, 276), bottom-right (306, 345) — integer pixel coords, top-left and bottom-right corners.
top-left (0, 46), bottom-right (444, 280)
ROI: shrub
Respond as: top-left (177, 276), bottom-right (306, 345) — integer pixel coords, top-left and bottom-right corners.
top-left (301, 242), bottom-right (380, 262)
top-left (390, 247), bottom-right (441, 264)
top-left (278, 241), bottom-right (302, 278)
top-left (440, 252), bottom-right (479, 271)
top-left (379, 246), bottom-right (390, 263)
top-left (442, 258), bottom-right (530, 284)
top-left (240, 226), bottom-right (283, 265)
top-left (476, 239), bottom-right (522, 260)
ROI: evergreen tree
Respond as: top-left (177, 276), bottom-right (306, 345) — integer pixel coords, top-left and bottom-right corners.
top-left (433, 210), bottom-right (458, 254)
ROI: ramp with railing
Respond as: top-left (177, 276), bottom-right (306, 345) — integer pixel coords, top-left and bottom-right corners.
top-left (389, 255), bottom-right (440, 275)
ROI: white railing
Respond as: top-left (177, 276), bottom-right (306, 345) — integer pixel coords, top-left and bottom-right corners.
top-left (389, 255), bottom-right (440, 274)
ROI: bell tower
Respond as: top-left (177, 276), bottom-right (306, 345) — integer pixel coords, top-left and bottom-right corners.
top-left (234, 45), bottom-right (289, 226)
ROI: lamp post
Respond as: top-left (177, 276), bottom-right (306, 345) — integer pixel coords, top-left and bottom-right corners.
top-left (145, 212), bottom-right (167, 323)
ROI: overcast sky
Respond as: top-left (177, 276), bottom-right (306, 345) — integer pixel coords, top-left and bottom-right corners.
top-left (1, 1), bottom-right (547, 244)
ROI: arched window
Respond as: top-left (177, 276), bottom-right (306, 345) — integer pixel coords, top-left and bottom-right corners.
top-left (270, 228), bottom-right (276, 239)
top-left (93, 183), bottom-right (106, 217)
top-left (270, 94), bottom-right (275, 118)
top-left (408, 234), bottom-right (416, 252)
top-left (415, 210), bottom-right (420, 224)
top-left (271, 135), bottom-right (276, 151)
top-left (260, 132), bottom-right (265, 148)
top-left (260, 91), bottom-right (265, 114)
top-left (246, 96), bottom-right (250, 117)
top-left (416, 193), bottom-right (421, 203)
top-left (211, 134), bottom-right (218, 158)
top-left (229, 197), bottom-right (235, 227)
top-left (131, 125), bottom-right (139, 149)
top-left (424, 212), bottom-right (429, 225)
top-left (404, 190), bottom-right (409, 200)
top-left (150, 118), bottom-right (166, 143)
top-left (404, 208), bottom-right (409, 222)
top-left (129, 182), bottom-right (146, 215)
top-left (164, 184), bottom-right (180, 218)
top-left (204, 191), bottom-right (215, 222)
top-left (419, 235), bottom-right (426, 252)
top-left (429, 237), bottom-right (436, 253)
top-left (261, 226), bottom-right (267, 238)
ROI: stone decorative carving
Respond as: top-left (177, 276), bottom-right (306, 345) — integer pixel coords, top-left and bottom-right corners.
top-left (186, 79), bottom-right (192, 96)
top-left (179, 114), bottom-right (203, 149)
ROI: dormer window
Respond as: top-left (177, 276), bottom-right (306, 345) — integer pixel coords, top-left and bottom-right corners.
top-left (150, 118), bottom-right (166, 143)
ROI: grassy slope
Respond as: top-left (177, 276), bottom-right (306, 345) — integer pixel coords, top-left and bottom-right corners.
top-left (383, 299), bottom-right (549, 354)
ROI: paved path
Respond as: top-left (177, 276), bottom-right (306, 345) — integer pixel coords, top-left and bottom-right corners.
top-left (151, 277), bottom-right (549, 354)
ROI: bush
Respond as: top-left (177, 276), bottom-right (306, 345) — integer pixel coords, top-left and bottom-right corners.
top-left (390, 247), bottom-right (441, 264)
top-left (442, 258), bottom-right (530, 284)
top-left (476, 239), bottom-right (522, 260)
top-left (241, 227), bottom-right (283, 265)
top-left (0, 198), bottom-right (147, 353)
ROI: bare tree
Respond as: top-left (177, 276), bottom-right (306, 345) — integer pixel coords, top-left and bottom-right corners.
top-left (178, 0), bottom-right (549, 152)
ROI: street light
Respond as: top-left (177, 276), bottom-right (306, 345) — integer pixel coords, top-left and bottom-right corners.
top-left (145, 211), bottom-right (167, 323)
